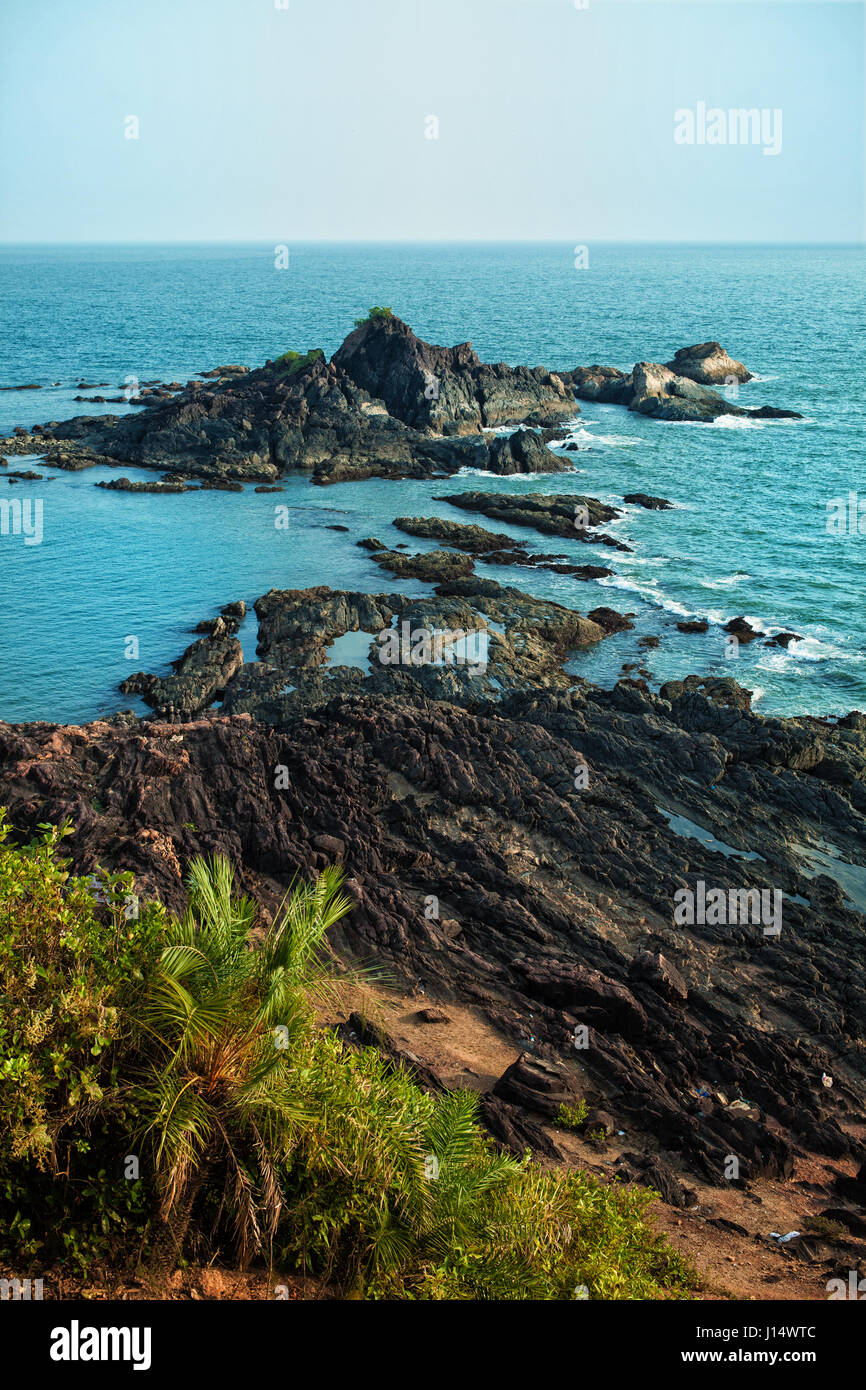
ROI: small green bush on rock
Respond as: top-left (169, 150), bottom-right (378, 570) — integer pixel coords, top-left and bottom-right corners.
top-left (353, 306), bottom-right (393, 327)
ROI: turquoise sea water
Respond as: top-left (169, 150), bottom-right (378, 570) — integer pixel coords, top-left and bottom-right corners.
top-left (0, 242), bottom-right (863, 725)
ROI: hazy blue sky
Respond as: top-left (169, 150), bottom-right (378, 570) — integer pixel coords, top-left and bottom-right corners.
top-left (0, 0), bottom-right (862, 242)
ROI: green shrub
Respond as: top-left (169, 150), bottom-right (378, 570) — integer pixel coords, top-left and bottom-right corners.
top-left (0, 812), bottom-right (165, 1269)
top-left (0, 825), bottom-right (696, 1299)
top-left (555, 1099), bottom-right (589, 1130)
top-left (353, 306), bottom-right (393, 327)
top-left (271, 347), bottom-right (324, 375)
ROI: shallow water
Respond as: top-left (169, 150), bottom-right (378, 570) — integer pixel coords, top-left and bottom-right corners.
top-left (1, 241), bottom-right (863, 723)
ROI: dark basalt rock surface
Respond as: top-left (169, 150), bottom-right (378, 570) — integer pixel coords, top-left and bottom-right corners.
top-left (748, 405), bottom-right (803, 420)
top-left (331, 313), bottom-right (577, 434)
top-left (120, 635), bottom-right (243, 718)
top-left (485, 428), bottom-right (572, 475)
top-left (370, 548), bottom-right (476, 584)
top-left (0, 318), bottom-right (578, 487)
top-left (0, 325), bottom-right (801, 492)
top-left (1, 672), bottom-right (864, 1194)
top-left (623, 492), bottom-right (674, 510)
top-left (439, 490), bottom-right (630, 550)
top-left (724, 616), bottom-right (765, 645)
top-left (96, 476), bottom-right (191, 493)
top-left (387, 516), bottom-right (614, 582)
top-left (110, 577), bottom-right (614, 724)
top-left (394, 516), bottom-right (521, 553)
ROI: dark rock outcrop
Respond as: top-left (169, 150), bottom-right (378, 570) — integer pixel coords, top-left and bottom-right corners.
top-left (120, 635), bottom-right (243, 718)
top-left (665, 343), bottom-right (752, 385)
top-left (485, 429), bottom-right (572, 475)
top-left (332, 313), bottom-right (577, 434)
top-left (1, 660), bottom-right (865, 1193)
top-left (439, 491), bottom-right (629, 550)
top-left (724, 616), bottom-right (765, 645)
top-left (623, 493), bottom-right (674, 510)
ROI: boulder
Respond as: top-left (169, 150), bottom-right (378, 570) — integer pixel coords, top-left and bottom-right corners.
top-left (665, 342), bottom-right (752, 385)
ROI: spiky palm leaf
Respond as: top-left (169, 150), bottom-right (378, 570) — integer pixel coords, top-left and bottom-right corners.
top-left (134, 854), bottom-right (354, 1273)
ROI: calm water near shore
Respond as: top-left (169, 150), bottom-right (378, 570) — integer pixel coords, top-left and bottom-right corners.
top-left (1, 241), bottom-right (864, 725)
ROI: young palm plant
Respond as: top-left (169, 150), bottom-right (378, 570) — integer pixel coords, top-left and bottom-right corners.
top-left (133, 855), bottom-right (353, 1285)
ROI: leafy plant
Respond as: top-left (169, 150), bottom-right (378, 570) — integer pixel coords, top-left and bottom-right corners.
top-left (353, 306), bottom-right (393, 327)
top-left (555, 1099), bottom-right (589, 1130)
top-left (0, 827), bottom-right (696, 1300)
top-left (132, 857), bottom-right (352, 1281)
top-left (271, 348), bottom-right (324, 376)
top-left (0, 811), bottom-right (164, 1270)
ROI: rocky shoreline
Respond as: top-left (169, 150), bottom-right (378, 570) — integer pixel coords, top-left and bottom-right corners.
top-left (2, 674), bottom-right (864, 1268)
top-left (2, 312), bottom-right (863, 1295)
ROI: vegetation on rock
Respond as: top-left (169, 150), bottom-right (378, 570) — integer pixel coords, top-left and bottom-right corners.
top-left (353, 306), bottom-right (393, 327)
top-left (0, 815), bottom-right (695, 1300)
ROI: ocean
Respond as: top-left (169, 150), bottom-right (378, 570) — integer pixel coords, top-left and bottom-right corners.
top-left (0, 241), bottom-right (863, 725)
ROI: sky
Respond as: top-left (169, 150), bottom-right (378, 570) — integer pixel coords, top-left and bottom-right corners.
top-left (0, 0), bottom-right (863, 242)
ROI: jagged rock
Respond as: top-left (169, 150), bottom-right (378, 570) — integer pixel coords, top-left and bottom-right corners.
top-left (120, 635), bottom-right (243, 718)
top-left (393, 516), bottom-right (522, 554)
top-left (332, 313), bottom-right (577, 434)
top-left (723, 616), bottom-right (764, 644)
top-left (2, 641), bottom-right (865, 1194)
top-left (486, 429), bottom-right (572, 475)
top-left (370, 548), bottom-right (476, 584)
top-left (0, 320), bottom-right (802, 493)
top-left (665, 342), bottom-right (752, 385)
top-left (492, 1053), bottom-right (579, 1119)
top-left (748, 405), bottom-right (803, 420)
top-left (479, 1095), bottom-right (562, 1159)
top-left (440, 491), bottom-right (629, 550)
top-left (564, 365), bottom-right (631, 403)
top-left (96, 476), bottom-right (190, 493)
top-left (617, 1153), bottom-right (697, 1209)
top-left (628, 362), bottom-right (743, 422)
top-left (587, 607), bottom-right (636, 634)
top-left (629, 950), bottom-right (689, 1004)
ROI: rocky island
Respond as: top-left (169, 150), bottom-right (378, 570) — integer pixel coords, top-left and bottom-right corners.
top-left (0, 312), bottom-right (802, 487)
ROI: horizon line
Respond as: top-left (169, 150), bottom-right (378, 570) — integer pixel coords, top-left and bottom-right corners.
top-left (1, 237), bottom-right (864, 249)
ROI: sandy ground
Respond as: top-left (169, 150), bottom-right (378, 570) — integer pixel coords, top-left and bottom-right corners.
top-left (326, 981), bottom-right (866, 1303)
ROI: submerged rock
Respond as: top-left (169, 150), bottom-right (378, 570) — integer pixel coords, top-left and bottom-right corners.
top-left (623, 492), bottom-right (674, 510)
